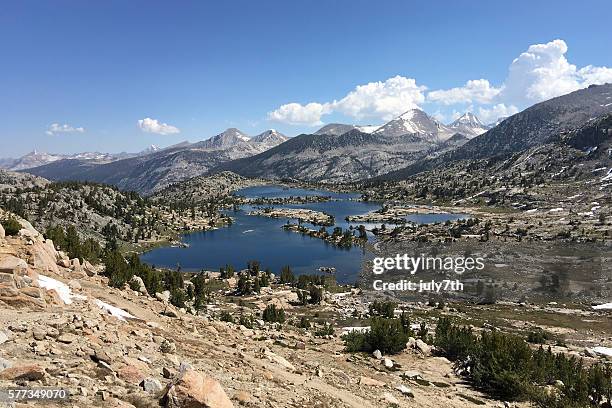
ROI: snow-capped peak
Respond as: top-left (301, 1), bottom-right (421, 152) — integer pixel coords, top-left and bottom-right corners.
top-left (224, 128), bottom-right (251, 142)
top-left (138, 145), bottom-right (160, 156)
top-left (398, 109), bottom-right (418, 121)
top-left (453, 112), bottom-right (485, 127)
top-left (1, 149), bottom-right (124, 171)
top-left (448, 112), bottom-right (489, 138)
top-left (373, 108), bottom-right (454, 141)
top-left (252, 129), bottom-right (289, 145)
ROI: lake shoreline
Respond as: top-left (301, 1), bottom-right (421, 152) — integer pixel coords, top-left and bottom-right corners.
top-left (141, 184), bottom-right (470, 284)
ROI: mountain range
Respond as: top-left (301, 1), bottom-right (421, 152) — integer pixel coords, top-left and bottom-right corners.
top-left (22, 109), bottom-right (488, 193)
top-left (24, 129), bottom-right (289, 194)
top-left (0, 146), bottom-right (161, 172)
top-left (20, 84), bottom-right (612, 194)
top-left (214, 108), bottom-right (474, 182)
top-left (447, 112), bottom-right (490, 138)
top-left (312, 111), bottom-right (490, 140)
top-left (378, 83), bottom-right (612, 180)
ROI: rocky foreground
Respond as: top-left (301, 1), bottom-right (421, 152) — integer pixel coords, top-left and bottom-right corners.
top-left (0, 218), bottom-right (545, 407)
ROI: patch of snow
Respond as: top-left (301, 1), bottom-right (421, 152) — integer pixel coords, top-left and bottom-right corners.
top-left (356, 125), bottom-right (380, 134)
top-left (551, 167), bottom-right (567, 178)
top-left (549, 208), bottom-right (564, 212)
top-left (586, 146), bottom-right (598, 154)
top-left (466, 191), bottom-right (487, 200)
top-left (94, 299), bottom-right (135, 321)
top-left (593, 347), bottom-right (612, 357)
top-left (593, 303), bottom-right (612, 310)
top-left (525, 209), bottom-right (538, 213)
top-left (38, 275), bottom-right (77, 304)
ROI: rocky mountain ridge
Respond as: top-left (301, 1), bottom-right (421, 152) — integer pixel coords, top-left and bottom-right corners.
top-left (372, 109), bottom-right (455, 141)
top-left (23, 129), bottom-right (288, 195)
top-left (215, 108), bottom-right (509, 183)
top-left (375, 83), bottom-right (612, 181)
top-left (448, 113), bottom-right (489, 138)
top-left (0, 146), bottom-right (163, 172)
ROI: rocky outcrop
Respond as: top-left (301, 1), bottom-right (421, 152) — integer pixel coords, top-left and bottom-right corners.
top-left (0, 364), bottom-right (46, 381)
top-left (28, 239), bottom-right (61, 275)
top-left (130, 275), bottom-right (148, 295)
top-left (164, 369), bottom-right (234, 408)
top-left (0, 215), bottom-right (69, 308)
top-left (0, 255), bottom-right (46, 308)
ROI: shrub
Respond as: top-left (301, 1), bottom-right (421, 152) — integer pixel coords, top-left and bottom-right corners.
top-left (45, 225), bottom-right (102, 263)
top-left (262, 304), bottom-right (285, 323)
top-left (526, 329), bottom-right (550, 344)
top-left (220, 311), bottom-right (234, 323)
top-left (471, 330), bottom-right (534, 400)
top-left (239, 314), bottom-right (254, 329)
top-left (1, 217), bottom-right (21, 236)
top-left (237, 273), bottom-right (252, 295)
top-left (280, 266), bottom-right (294, 284)
top-left (297, 274), bottom-right (332, 288)
top-left (297, 316), bottom-right (310, 329)
top-left (296, 289), bottom-right (308, 305)
top-left (104, 250), bottom-right (132, 288)
top-left (169, 287), bottom-right (186, 308)
top-left (342, 317), bottom-right (409, 354)
top-left (220, 264), bottom-right (235, 279)
top-left (369, 300), bottom-right (397, 318)
top-left (309, 286), bottom-right (323, 304)
top-left (434, 317), bottom-right (476, 361)
top-left (129, 279), bottom-right (142, 292)
top-left (314, 322), bottom-right (334, 337)
top-left (434, 318), bottom-right (612, 406)
top-left (343, 329), bottom-right (367, 353)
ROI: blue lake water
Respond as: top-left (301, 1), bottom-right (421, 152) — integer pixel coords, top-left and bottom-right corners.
top-left (140, 185), bottom-right (467, 284)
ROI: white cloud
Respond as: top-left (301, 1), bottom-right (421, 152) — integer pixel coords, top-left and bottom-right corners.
top-left (455, 39), bottom-right (612, 108)
top-left (332, 76), bottom-right (426, 121)
top-left (477, 104), bottom-right (519, 124)
top-left (427, 79), bottom-right (501, 105)
top-left (268, 102), bottom-right (331, 126)
top-left (45, 123), bottom-right (85, 136)
top-left (137, 117), bottom-right (180, 135)
top-left (578, 65), bottom-right (612, 86)
top-left (268, 75), bottom-right (426, 125)
top-left (269, 39), bottom-right (612, 127)
top-left (431, 110), bottom-right (448, 123)
top-left (501, 39), bottom-right (581, 105)
top-left (425, 39), bottom-right (612, 123)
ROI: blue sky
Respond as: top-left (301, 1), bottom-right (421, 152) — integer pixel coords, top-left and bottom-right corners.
top-left (1, 0), bottom-right (611, 157)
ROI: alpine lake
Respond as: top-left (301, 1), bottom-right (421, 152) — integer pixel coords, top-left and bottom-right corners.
top-left (141, 185), bottom-right (467, 284)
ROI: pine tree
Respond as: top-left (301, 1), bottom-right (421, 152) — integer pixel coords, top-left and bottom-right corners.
top-left (280, 265), bottom-right (294, 284)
